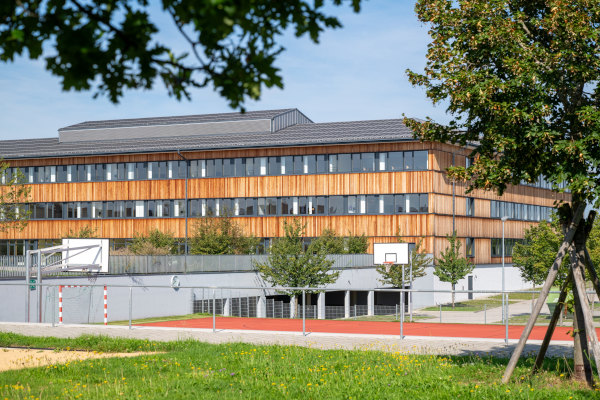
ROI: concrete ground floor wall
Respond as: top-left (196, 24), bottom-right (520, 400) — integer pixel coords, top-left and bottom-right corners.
top-left (0, 263), bottom-right (529, 324)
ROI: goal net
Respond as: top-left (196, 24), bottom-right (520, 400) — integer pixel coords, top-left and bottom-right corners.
top-left (59, 285), bottom-right (107, 325)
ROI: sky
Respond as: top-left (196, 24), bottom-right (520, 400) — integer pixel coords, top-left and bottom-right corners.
top-left (0, 1), bottom-right (449, 141)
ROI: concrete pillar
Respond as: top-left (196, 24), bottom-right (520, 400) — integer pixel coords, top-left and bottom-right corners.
top-left (223, 297), bottom-right (231, 316)
top-left (344, 291), bottom-right (351, 319)
top-left (257, 295), bottom-right (266, 318)
top-left (367, 291), bottom-right (374, 316)
top-left (317, 292), bottom-right (326, 319)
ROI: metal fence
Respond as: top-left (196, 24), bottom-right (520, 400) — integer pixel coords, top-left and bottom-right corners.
top-left (4, 282), bottom-right (599, 343)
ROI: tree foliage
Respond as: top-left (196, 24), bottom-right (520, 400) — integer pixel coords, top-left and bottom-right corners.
top-left (64, 225), bottom-right (98, 238)
top-left (1, 1), bottom-right (361, 108)
top-left (189, 211), bottom-right (259, 255)
top-left (254, 219), bottom-right (340, 297)
top-left (434, 233), bottom-right (474, 308)
top-left (513, 215), bottom-right (600, 286)
top-left (377, 238), bottom-right (430, 288)
top-left (311, 229), bottom-right (369, 254)
top-left (128, 228), bottom-right (178, 255)
top-left (406, 1), bottom-right (600, 208)
top-left (0, 162), bottom-right (30, 232)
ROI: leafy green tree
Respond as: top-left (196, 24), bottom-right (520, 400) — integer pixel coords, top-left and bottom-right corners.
top-left (512, 218), bottom-right (568, 287)
top-left (254, 219), bottom-right (340, 317)
top-left (128, 228), bottom-right (178, 255)
top-left (190, 211), bottom-right (258, 255)
top-left (0, 162), bottom-right (31, 232)
top-left (345, 232), bottom-right (369, 254)
top-left (312, 228), bottom-right (345, 254)
top-left (406, 1), bottom-right (600, 378)
top-left (377, 238), bottom-right (429, 287)
top-left (433, 234), bottom-right (474, 308)
top-left (1, 1), bottom-right (361, 108)
top-left (64, 225), bottom-right (98, 238)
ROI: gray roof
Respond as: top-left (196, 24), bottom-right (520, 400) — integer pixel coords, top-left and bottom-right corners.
top-left (0, 117), bottom-right (417, 160)
top-left (59, 109), bottom-right (297, 131)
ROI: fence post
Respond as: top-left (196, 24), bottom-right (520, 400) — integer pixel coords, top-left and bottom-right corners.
top-left (400, 290), bottom-right (404, 339)
top-left (212, 289), bottom-right (216, 333)
top-left (504, 292), bottom-right (509, 345)
top-left (344, 291), bottom-right (350, 319)
top-left (128, 286), bottom-right (133, 330)
top-left (52, 286), bottom-right (56, 327)
top-left (302, 289), bottom-right (306, 336)
top-left (439, 304), bottom-right (442, 323)
top-left (484, 304), bottom-right (487, 325)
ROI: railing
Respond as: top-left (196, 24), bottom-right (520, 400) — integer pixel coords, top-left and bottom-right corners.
top-left (108, 253), bottom-right (374, 275)
top-left (0, 255), bottom-right (64, 278)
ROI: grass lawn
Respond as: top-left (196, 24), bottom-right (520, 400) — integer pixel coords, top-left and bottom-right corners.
top-left (0, 333), bottom-right (597, 399)
top-left (422, 291), bottom-right (539, 312)
top-left (106, 312), bottom-right (212, 326)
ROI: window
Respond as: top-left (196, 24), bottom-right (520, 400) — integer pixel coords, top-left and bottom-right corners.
top-left (491, 238), bottom-right (522, 257)
top-left (361, 153), bottom-right (375, 172)
top-left (465, 237), bottom-right (475, 257)
top-left (388, 152), bottom-right (403, 171)
top-left (466, 198), bottom-right (475, 216)
top-left (413, 151), bottom-right (428, 170)
top-left (338, 154), bottom-right (351, 173)
top-left (328, 196), bottom-right (343, 215)
top-left (395, 194), bottom-right (405, 213)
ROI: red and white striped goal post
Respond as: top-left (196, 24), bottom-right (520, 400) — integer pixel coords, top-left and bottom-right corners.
top-left (58, 285), bottom-right (107, 325)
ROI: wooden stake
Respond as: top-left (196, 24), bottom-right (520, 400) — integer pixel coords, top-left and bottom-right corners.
top-left (532, 273), bottom-right (571, 374)
top-left (584, 248), bottom-right (600, 300)
top-left (502, 204), bottom-right (584, 384)
top-left (571, 250), bottom-right (600, 380)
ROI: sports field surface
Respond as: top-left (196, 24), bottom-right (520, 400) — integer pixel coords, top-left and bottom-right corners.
top-left (0, 332), bottom-right (597, 399)
top-left (138, 316), bottom-right (591, 341)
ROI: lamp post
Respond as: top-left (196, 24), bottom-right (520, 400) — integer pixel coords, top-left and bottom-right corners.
top-left (501, 216), bottom-right (509, 323)
top-left (176, 150), bottom-right (189, 255)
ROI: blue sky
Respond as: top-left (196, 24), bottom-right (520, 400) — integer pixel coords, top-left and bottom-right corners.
top-left (0, 1), bottom-right (449, 141)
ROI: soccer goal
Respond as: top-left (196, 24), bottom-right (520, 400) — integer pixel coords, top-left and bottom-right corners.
top-left (58, 284), bottom-right (108, 325)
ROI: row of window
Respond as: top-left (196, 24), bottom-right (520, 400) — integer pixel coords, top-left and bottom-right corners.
top-left (0, 237), bottom-right (523, 258)
top-left (0, 151), bottom-right (429, 184)
top-left (490, 200), bottom-right (553, 222)
top-left (491, 238), bottom-right (523, 257)
top-left (18, 194), bottom-right (430, 220)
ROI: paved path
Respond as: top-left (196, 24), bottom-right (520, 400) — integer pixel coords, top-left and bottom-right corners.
top-left (416, 300), bottom-right (543, 324)
top-left (0, 322), bottom-right (575, 359)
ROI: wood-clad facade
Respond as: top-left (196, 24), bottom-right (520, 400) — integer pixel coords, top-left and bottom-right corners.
top-left (0, 111), bottom-right (570, 265)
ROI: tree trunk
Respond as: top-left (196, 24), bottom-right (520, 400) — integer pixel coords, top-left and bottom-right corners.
top-left (451, 283), bottom-right (455, 309)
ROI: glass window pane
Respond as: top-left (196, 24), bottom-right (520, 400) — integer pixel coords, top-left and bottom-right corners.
top-left (404, 152), bottom-right (414, 170)
top-left (245, 158), bottom-right (254, 176)
top-left (280, 197), bottom-right (291, 215)
top-left (329, 154), bottom-right (338, 173)
top-left (366, 195), bottom-right (379, 214)
top-left (408, 194), bottom-right (419, 213)
top-left (413, 151), bottom-right (428, 170)
top-left (258, 198), bottom-right (266, 215)
top-left (316, 154), bottom-right (327, 173)
top-left (268, 157), bottom-right (281, 176)
top-left (338, 154), bottom-right (351, 173)
top-left (351, 153), bottom-right (361, 172)
top-left (235, 158), bottom-right (245, 177)
top-left (361, 153), bottom-right (375, 172)
top-left (316, 196), bottom-right (326, 214)
top-left (420, 194), bottom-right (428, 213)
top-left (223, 159), bottom-right (234, 177)
top-left (266, 198), bottom-right (277, 215)
top-left (329, 196), bottom-right (343, 215)
top-left (298, 197), bottom-right (308, 215)
top-left (293, 156), bottom-right (304, 174)
top-left (388, 152), bottom-right (403, 171)
top-left (347, 196), bottom-right (357, 214)
top-left (245, 198), bottom-right (255, 216)
top-left (305, 155), bottom-right (316, 174)
top-left (382, 194), bottom-right (394, 214)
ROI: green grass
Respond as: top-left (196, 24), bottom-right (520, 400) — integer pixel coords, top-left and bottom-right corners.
top-left (0, 333), bottom-right (597, 399)
top-left (106, 312), bottom-right (211, 326)
top-left (422, 291), bottom-right (539, 312)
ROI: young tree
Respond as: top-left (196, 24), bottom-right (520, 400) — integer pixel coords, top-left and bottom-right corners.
top-left (377, 238), bottom-right (429, 287)
top-left (1, 1), bottom-right (362, 108)
top-left (345, 232), bottom-right (369, 254)
top-left (0, 162), bottom-right (31, 232)
top-left (189, 211), bottom-right (259, 255)
top-left (128, 228), bottom-right (178, 255)
top-left (433, 234), bottom-right (474, 309)
top-left (512, 218), bottom-right (568, 287)
top-left (311, 228), bottom-right (345, 254)
top-left (407, 1), bottom-right (600, 381)
top-left (64, 225), bottom-right (98, 238)
top-left (254, 219), bottom-right (340, 317)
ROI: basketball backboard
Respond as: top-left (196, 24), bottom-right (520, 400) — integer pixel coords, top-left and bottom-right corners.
top-left (62, 239), bottom-right (109, 272)
top-left (373, 243), bottom-right (409, 265)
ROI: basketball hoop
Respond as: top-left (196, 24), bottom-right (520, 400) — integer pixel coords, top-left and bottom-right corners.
top-left (383, 261), bottom-right (395, 272)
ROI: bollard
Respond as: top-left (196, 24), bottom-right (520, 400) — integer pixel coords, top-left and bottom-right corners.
top-left (128, 286), bottom-right (133, 330)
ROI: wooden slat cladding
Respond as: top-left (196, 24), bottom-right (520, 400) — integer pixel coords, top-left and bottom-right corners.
top-left (5, 142), bottom-right (435, 167)
top-left (0, 213), bottom-right (433, 241)
top-left (24, 172), bottom-right (435, 202)
top-left (433, 215), bottom-right (535, 240)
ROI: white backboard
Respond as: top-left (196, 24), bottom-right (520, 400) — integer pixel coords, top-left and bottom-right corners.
top-left (62, 239), bottom-right (109, 273)
top-left (373, 243), bottom-right (409, 265)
